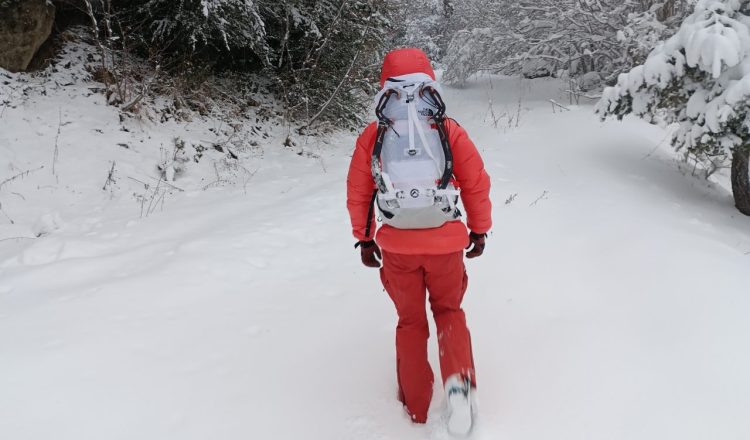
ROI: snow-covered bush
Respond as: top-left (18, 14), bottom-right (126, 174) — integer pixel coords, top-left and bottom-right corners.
top-left (158, 138), bottom-right (190, 182)
top-left (121, 0), bottom-right (270, 66)
top-left (263, 0), bottom-right (390, 128)
top-left (66, 0), bottom-right (391, 128)
top-left (597, 0), bottom-right (750, 215)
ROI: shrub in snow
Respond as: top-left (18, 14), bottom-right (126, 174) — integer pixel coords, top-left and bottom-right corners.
top-left (597, 0), bottom-right (750, 215)
top-left (123, 0), bottom-right (269, 66)
top-left (264, 0), bottom-right (390, 129)
top-left (158, 138), bottom-right (190, 182)
top-left (66, 0), bottom-right (390, 127)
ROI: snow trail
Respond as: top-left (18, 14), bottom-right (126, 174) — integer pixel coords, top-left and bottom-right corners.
top-left (2, 75), bottom-right (750, 440)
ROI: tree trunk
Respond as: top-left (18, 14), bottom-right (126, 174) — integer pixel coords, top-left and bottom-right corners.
top-left (731, 147), bottom-right (750, 216)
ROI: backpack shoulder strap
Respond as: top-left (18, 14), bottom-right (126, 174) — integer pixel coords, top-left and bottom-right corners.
top-left (372, 89), bottom-right (398, 194)
top-left (420, 86), bottom-right (454, 190)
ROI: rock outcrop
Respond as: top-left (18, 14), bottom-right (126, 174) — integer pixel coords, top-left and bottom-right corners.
top-left (0, 0), bottom-right (56, 72)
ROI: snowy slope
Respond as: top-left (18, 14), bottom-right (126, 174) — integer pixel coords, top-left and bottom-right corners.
top-left (2, 67), bottom-right (750, 440)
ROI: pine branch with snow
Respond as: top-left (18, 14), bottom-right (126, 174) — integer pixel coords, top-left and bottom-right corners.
top-left (597, 0), bottom-right (750, 215)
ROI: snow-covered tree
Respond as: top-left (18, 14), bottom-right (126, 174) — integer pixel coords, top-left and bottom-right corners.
top-left (441, 0), bottom-right (695, 85)
top-left (619, 1), bottom-right (698, 68)
top-left (441, 28), bottom-right (494, 85)
top-left (389, 0), bottom-right (453, 61)
top-left (597, 0), bottom-right (750, 215)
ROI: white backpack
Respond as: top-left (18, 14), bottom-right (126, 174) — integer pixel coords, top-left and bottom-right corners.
top-left (371, 73), bottom-right (460, 230)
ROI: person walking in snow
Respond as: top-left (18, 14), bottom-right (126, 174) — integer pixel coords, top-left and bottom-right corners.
top-left (346, 48), bottom-right (492, 434)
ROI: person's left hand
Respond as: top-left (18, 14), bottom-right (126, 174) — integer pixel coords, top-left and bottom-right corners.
top-left (466, 232), bottom-right (487, 259)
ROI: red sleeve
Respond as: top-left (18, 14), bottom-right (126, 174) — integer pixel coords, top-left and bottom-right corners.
top-left (347, 123), bottom-right (378, 241)
top-left (448, 120), bottom-right (492, 234)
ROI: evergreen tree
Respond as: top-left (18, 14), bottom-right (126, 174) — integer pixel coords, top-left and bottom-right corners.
top-left (597, 0), bottom-right (750, 215)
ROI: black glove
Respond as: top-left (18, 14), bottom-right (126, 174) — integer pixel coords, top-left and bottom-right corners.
top-left (355, 240), bottom-right (382, 268)
top-left (466, 232), bottom-right (487, 259)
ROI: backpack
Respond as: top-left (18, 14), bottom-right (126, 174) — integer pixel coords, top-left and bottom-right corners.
top-left (370, 73), bottom-right (461, 230)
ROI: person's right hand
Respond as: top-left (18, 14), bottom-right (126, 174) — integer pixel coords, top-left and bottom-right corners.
top-left (356, 240), bottom-right (382, 268)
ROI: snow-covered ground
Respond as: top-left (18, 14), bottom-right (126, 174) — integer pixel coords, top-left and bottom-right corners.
top-left (2, 56), bottom-right (750, 439)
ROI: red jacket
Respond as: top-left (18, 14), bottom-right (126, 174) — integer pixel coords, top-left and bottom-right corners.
top-left (346, 48), bottom-right (492, 255)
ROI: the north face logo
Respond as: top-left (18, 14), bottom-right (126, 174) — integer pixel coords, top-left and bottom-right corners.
top-left (419, 108), bottom-right (434, 117)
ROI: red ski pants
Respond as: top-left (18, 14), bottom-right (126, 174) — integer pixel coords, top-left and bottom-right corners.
top-left (379, 250), bottom-right (476, 423)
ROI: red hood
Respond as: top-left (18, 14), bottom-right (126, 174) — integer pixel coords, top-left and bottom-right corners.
top-left (379, 48), bottom-right (435, 87)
